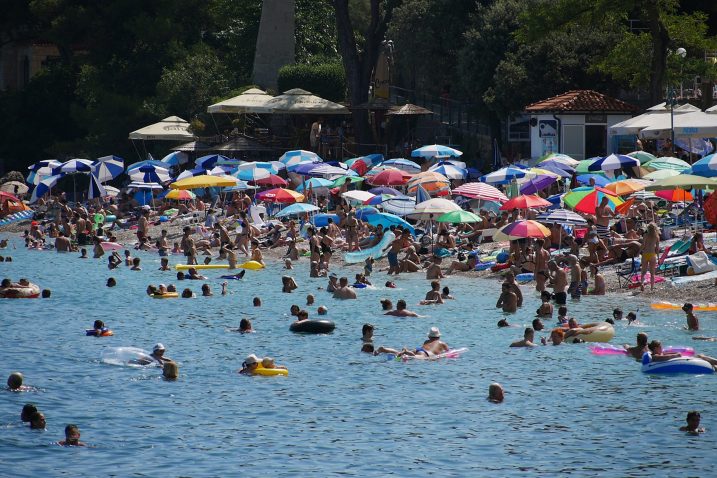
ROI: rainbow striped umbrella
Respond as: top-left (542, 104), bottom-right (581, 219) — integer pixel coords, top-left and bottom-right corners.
top-left (563, 186), bottom-right (623, 214)
top-left (494, 220), bottom-right (551, 241)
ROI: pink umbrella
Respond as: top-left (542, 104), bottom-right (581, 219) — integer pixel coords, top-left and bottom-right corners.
top-left (252, 174), bottom-right (288, 187)
top-left (499, 194), bottom-right (551, 211)
top-left (368, 169), bottom-right (411, 186)
top-left (452, 182), bottom-right (507, 202)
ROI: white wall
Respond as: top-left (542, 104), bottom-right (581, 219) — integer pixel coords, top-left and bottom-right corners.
top-left (530, 113), bottom-right (634, 158)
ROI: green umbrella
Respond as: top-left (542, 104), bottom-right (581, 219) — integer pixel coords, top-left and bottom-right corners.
top-left (644, 174), bottom-right (717, 191)
top-left (435, 210), bottom-right (483, 223)
top-left (643, 169), bottom-right (680, 181)
top-left (575, 158), bottom-right (605, 175)
top-left (644, 156), bottom-right (690, 172)
top-left (331, 176), bottom-right (364, 187)
top-left (627, 151), bottom-right (657, 164)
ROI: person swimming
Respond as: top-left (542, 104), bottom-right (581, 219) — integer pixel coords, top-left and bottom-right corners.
top-left (58, 424), bottom-right (86, 446)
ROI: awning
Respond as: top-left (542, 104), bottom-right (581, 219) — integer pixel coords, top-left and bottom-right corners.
top-left (129, 116), bottom-right (195, 141)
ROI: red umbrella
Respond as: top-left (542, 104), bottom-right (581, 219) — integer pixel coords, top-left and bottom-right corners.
top-left (368, 169), bottom-right (411, 186)
top-left (350, 158), bottom-right (370, 175)
top-left (499, 194), bottom-right (551, 211)
top-left (255, 188), bottom-right (304, 204)
top-left (654, 189), bottom-right (693, 202)
top-left (252, 174), bottom-right (288, 187)
top-left (0, 191), bottom-right (21, 202)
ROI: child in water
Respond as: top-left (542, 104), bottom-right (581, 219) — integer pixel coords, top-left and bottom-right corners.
top-left (261, 357), bottom-right (287, 370)
top-left (58, 424), bottom-right (86, 446)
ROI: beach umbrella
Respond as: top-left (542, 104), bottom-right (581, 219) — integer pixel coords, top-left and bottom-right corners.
top-left (345, 157), bottom-right (370, 175)
top-left (536, 208), bottom-right (587, 226)
top-left (295, 177), bottom-right (333, 192)
top-left (176, 167), bottom-right (209, 181)
top-left (499, 194), bottom-right (551, 211)
top-left (363, 194), bottom-right (397, 205)
top-left (355, 206), bottom-right (380, 220)
top-left (644, 157), bottom-right (690, 172)
top-left (575, 158), bottom-right (604, 175)
top-left (331, 176), bottom-right (364, 188)
top-left (103, 185), bottom-right (120, 197)
top-left (163, 189), bottom-right (196, 201)
top-left (0, 181), bottom-right (29, 195)
top-left (29, 174), bottom-right (64, 203)
top-left (129, 164), bottom-right (171, 184)
top-left (407, 197), bottom-right (462, 219)
top-left (171, 175), bottom-right (238, 190)
top-left (91, 155), bottom-right (124, 183)
top-left (630, 190), bottom-right (660, 202)
top-left (688, 153), bottom-right (717, 178)
top-left (223, 181), bottom-right (256, 192)
top-left (644, 174), bottom-right (717, 191)
top-left (256, 188), bottom-right (304, 204)
top-left (481, 166), bottom-right (533, 185)
top-left (643, 169), bottom-right (680, 181)
top-left (452, 182), bottom-right (508, 202)
top-left (563, 186), bottom-right (623, 214)
top-left (380, 197), bottom-right (416, 216)
top-left (406, 171), bottom-right (450, 194)
top-left (411, 144), bottom-right (463, 158)
top-left (276, 202), bottom-right (319, 217)
top-left (382, 158), bottom-right (422, 173)
top-left (519, 175), bottom-right (558, 195)
top-left (369, 169), bottom-right (411, 186)
top-left (435, 210), bottom-right (482, 223)
top-left (539, 159), bottom-right (575, 172)
top-left (126, 159), bottom-right (166, 172)
top-left (160, 151), bottom-right (189, 166)
top-left (28, 159), bottom-right (61, 174)
top-left (252, 174), bottom-right (288, 187)
top-left (494, 220), bottom-right (551, 241)
top-left (208, 165), bottom-right (236, 176)
top-left (237, 161), bottom-right (283, 174)
top-left (279, 150), bottom-right (322, 168)
top-left (55, 158), bottom-right (94, 174)
top-left (87, 174), bottom-right (107, 200)
top-left (429, 162), bottom-right (467, 180)
top-left (290, 162), bottom-right (322, 176)
top-left (539, 153), bottom-right (579, 167)
top-left (341, 190), bottom-right (375, 203)
top-left (576, 174), bottom-right (611, 187)
top-left (363, 212), bottom-right (415, 236)
top-left (627, 151), bottom-right (657, 164)
top-left (654, 189), bottom-right (694, 202)
top-left (195, 154), bottom-right (231, 170)
top-left (369, 186), bottom-right (403, 196)
top-left (538, 164), bottom-right (573, 178)
top-left (588, 154), bottom-right (639, 172)
top-left (127, 181), bottom-right (164, 190)
top-left (603, 179), bottom-right (646, 196)
top-left (308, 164), bottom-right (358, 178)
top-left (233, 166), bottom-right (271, 182)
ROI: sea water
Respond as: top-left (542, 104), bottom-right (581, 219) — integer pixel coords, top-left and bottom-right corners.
top-left (1, 237), bottom-right (717, 477)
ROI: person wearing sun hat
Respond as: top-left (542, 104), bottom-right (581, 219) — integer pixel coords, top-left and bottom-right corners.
top-left (239, 354), bottom-right (260, 374)
top-left (420, 327), bottom-right (449, 356)
top-left (150, 343), bottom-right (172, 365)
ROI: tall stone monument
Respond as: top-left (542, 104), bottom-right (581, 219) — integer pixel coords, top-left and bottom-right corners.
top-left (252, 0), bottom-right (296, 90)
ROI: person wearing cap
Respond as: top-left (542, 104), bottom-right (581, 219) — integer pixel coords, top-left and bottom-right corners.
top-left (326, 273), bottom-right (339, 293)
top-left (239, 354), bottom-right (260, 374)
top-left (7, 372), bottom-right (26, 391)
top-left (148, 344), bottom-right (172, 365)
top-left (418, 327), bottom-right (449, 356)
top-left (285, 237), bottom-right (299, 261)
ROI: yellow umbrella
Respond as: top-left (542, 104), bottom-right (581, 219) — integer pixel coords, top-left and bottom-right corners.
top-left (170, 174), bottom-right (238, 190)
top-left (603, 179), bottom-right (647, 196)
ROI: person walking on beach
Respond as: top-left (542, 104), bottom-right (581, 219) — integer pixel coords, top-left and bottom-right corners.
top-left (534, 238), bottom-right (550, 292)
top-left (595, 196), bottom-right (614, 241)
top-left (640, 223), bottom-right (660, 291)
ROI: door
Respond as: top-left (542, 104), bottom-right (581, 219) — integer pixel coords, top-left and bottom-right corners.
top-left (562, 124), bottom-right (584, 161)
top-left (585, 125), bottom-right (607, 159)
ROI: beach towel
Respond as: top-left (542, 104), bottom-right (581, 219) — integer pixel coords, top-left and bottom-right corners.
top-left (687, 251), bottom-right (717, 275)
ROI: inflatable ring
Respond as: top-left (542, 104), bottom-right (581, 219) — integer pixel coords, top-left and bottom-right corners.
top-left (238, 261), bottom-right (264, 270)
top-left (475, 262), bottom-right (495, 271)
top-left (565, 322), bottom-right (615, 343)
top-left (641, 354), bottom-right (714, 374)
top-left (651, 301), bottom-right (717, 312)
top-left (152, 292), bottom-right (179, 299)
top-left (93, 213), bottom-right (105, 224)
top-left (252, 366), bottom-right (288, 377)
top-left (0, 284), bottom-right (40, 299)
top-left (86, 329), bottom-right (114, 337)
top-left (104, 215), bottom-right (117, 222)
top-left (289, 320), bottom-right (336, 334)
top-left (490, 263), bottom-right (511, 273)
top-left (516, 272), bottom-right (534, 282)
top-left (352, 283), bottom-right (367, 289)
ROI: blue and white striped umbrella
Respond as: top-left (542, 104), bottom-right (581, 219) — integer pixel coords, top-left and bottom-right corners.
top-left (279, 150), bottom-right (322, 167)
top-left (91, 155), bottom-right (124, 183)
top-left (481, 166), bottom-right (533, 185)
top-left (127, 181), bottom-right (164, 190)
top-left (208, 165), bottom-right (236, 176)
top-left (237, 161), bottom-right (281, 175)
top-left (126, 159), bottom-right (166, 172)
top-left (276, 202), bottom-right (320, 217)
top-left (195, 154), bottom-right (232, 170)
top-left (588, 153), bottom-right (639, 172)
top-left (429, 162), bottom-right (467, 180)
top-left (289, 162), bottom-right (322, 175)
top-left (223, 181), bottom-right (256, 192)
top-left (176, 167), bottom-right (209, 181)
top-left (161, 151), bottom-right (189, 166)
top-left (411, 144), bottom-right (463, 159)
top-left (688, 153), bottom-right (717, 178)
top-left (55, 158), bottom-right (94, 174)
top-left (233, 165), bottom-right (271, 181)
top-left (382, 158), bottom-right (421, 173)
top-left (129, 164), bottom-right (171, 184)
top-left (88, 174), bottom-right (107, 200)
top-left (29, 174), bottom-right (64, 203)
top-left (28, 159), bottom-right (61, 173)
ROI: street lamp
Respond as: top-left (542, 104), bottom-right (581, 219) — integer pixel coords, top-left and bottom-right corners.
top-left (669, 47), bottom-right (687, 154)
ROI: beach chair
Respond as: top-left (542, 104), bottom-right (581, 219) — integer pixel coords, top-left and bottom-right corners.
top-left (616, 258), bottom-right (640, 288)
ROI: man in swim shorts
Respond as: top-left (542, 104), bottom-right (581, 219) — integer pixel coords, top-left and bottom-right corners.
top-left (548, 260), bottom-right (567, 305)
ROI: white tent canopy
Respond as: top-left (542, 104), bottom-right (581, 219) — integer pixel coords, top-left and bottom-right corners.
top-left (207, 88), bottom-right (274, 114)
top-left (609, 108), bottom-right (694, 136)
top-left (128, 116), bottom-right (195, 141)
top-left (251, 88), bottom-right (350, 115)
top-left (639, 111), bottom-right (717, 139)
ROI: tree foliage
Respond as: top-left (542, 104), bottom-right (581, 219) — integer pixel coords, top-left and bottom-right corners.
top-left (278, 63), bottom-right (347, 101)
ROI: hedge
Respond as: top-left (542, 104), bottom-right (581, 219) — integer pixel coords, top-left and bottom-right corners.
top-left (277, 62), bottom-right (346, 102)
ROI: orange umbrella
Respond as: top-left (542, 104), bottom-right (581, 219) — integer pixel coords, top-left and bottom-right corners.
top-left (406, 171), bottom-right (450, 194)
top-left (499, 194), bottom-right (551, 211)
top-left (654, 189), bottom-right (693, 202)
top-left (603, 179), bottom-right (646, 196)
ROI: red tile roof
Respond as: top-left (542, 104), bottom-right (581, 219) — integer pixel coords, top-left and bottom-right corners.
top-left (525, 90), bottom-right (638, 113)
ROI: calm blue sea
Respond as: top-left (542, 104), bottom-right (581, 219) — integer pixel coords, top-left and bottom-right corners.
top-left (1, 235), bottom-right (717, 477)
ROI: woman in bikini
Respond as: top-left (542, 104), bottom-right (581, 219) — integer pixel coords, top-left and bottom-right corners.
top-left (640, 223), bottom-right (660, 291)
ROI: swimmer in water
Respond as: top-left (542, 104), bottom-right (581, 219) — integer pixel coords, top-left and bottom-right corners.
top-left (535, 291), bottom-right (553, 317)
top-left (306, 294), bottom-right (315, 306)
top-left (106, 277), bottom-right (117, 287)
top-left (58, 424), bottom-right (86, 446)
top-left (510, 327), bottom-right (537, 347)
top-left (683, 303), bottom-right (699, 331)
top-left (253, 297), bottom-right (261, 307)
top-left (89, 320), bottom-right (107, 337)
top-left (624, 332), bottom-right (648, 360)
top-left (187, 268), bottom-right (207, 280)
top-left (21, 404), bottom-right (38, 422)
top-left (385, 299), bottom-right (418, 317)
top-left (488, 383), bottom-right (504, 403)
top-left (420, 280), bottom-right (444, 305)
top-left (261, 357), bottom-right (287, 370)
top-left (540, 328), bottom-right (565, 346)
top-left (7, 372), bottom-right (26, 391)
top-left (162, 361), bottom-right (179, 380)
top-left (239, 354), bottom-right (260, 374)
top-left (496, 283), bottom-right (517, 313)
top-left (137, 343), bottom-right (172, 365)
top-left (441, 287), bottom-right (454, 300)
top-left (679, 411), bottom-right (705, 434)
top-left (130, 257), bottom-right (142, 271)
top-left (317, 305), bottom-right (328, 315)
top-left (159, 257), bottom-right (170, 271)
top-left (282, 276), bottom-right (298, 293)
top-left (239, 318), bottom-right (253, 333)
top-left (29, 411), bottom-right (46, 430)
top-left (362, 323), bottom-right (374, 342)
top-left (385, 281), bottom-right (397, 289)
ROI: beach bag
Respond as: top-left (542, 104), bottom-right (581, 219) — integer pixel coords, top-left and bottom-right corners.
top-left (686, 251), bottom-right (717, 275)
